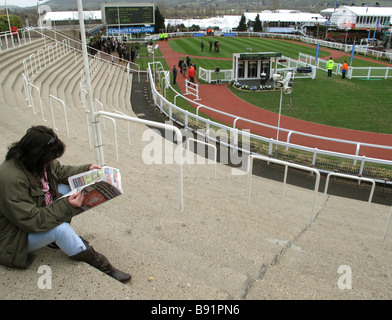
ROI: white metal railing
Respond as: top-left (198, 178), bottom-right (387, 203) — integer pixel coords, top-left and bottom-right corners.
top-left (12, 29), bottom-right (183, 211)
top-left (186, 138), bottom-right (217, 179)
top-left (149, 60), bottom-right (392, 184)
top-left (299, 52), bottom-right (392, 79)
top-left (23, 41), bottom-right (68, 80)
top-left (345, 44), bottom-right (392, 62)
top-left (198, 67), bottom-right (234, 83)
top-left (150, 60), bottom-right (392, 238)
top-left (93, 111), bottom-right (184, 212)
top-left (184, 79), bottom-right (201, 100)
top-left (277, 56), bottom-right (317, 79)
top-left (146, 31), bottom-right (392, 62)
top-left (49, 94), bottom-right (69, 138)
top-left (0, 30), bottom-right (20, 51)
top-left (100, 115), bottom-right (118, 161)
top-left (323, 172), bottom-right (375, 217)
top-left (322, 172), bottom-right (392, 239)
top-left (347, 66), bottom-right (392, 79)
top-left (246, 154), bottom-right (321, 225)
top-left (27, 82), bottom-right (44, 118)
top-left (19, 28), bottom-right (138, 84)
top-left (11, 29), bottom-right (392, 234)
top-left (384, 207), bottom-right (392, 240)
top-left (299, 53), bottom-right (341, 75)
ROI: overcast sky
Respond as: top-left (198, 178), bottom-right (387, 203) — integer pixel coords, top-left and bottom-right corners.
top-left (1, 0), bottom-right (49, 8)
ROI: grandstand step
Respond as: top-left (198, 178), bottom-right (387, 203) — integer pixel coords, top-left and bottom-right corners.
top-left (1, 33), bottom-right (391, 301)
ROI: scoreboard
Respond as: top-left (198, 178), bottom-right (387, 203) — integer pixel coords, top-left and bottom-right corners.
top-left (102, 3), bottom-right (155, 26)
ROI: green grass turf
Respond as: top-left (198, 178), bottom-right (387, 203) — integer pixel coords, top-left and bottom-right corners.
top-left (168, 37), bottom-right (392, 134)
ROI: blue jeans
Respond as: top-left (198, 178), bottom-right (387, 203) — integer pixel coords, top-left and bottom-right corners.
top-left (27, 184), bottom-right (86, 256)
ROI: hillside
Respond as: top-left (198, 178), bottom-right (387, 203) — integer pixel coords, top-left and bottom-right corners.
top-left (13, 0), bottom-right (392, 16)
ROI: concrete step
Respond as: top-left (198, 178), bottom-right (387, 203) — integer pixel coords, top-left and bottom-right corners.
top-left (1, 38), bottom-right (391, 301)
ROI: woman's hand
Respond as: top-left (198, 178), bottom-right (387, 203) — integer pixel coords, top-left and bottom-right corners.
top-left (68, 191), bottom-right (84, 207)
top-left (89, 164), bottom-right (101, 170)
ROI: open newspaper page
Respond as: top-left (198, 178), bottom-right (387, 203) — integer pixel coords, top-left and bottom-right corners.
top-left (56, 166), bottom-right (123, 213)
top-left (68, 166), bottom-right (122, 192)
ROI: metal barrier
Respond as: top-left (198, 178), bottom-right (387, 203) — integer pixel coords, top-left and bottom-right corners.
top-left (27, 82), bottom-right (44, 119)
top-left (94, 111), bottom-right (184, 212)
top-left (10, 28), bottom-right (392, 231)
top-left (384, 207), bottom-right (392, 240)
top-left (247, 154), bottom-right (321, 225)
top-left (322, 172), bottom-right (392, 240)
top-left (49, 94), bottom-right (69, 138)
top-left (100, 115), bottom-right (118, 161)
top-left (323, 172), bottom-right (375, 217)
top-left (149, 60), bottom-right (392, 184)
top-left (184, 79), bottom-right (201, 100)
top-left (186, 138), bottom-right (217, 179)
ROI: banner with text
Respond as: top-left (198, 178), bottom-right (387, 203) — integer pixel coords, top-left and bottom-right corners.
top-left (107, 26), bottom-right (155, 34)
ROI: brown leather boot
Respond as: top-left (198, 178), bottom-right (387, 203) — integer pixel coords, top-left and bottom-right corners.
top-left (71, 240), bottom-right (131, 283)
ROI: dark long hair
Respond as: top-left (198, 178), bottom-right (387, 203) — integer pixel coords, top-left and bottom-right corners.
top-left (6, 126), bottom-right (66, 178)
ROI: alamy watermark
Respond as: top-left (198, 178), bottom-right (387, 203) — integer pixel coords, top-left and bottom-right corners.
top-left (141, 122), bottom-right (251, 175)
top-left (37, 265), bottom-right (52, 290)
top-left (337, 265), bottom-right (352, 290)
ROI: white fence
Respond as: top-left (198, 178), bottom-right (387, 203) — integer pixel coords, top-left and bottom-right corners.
top-left (348, 66), bottom-right (392, 79)
top-left (299, 52), bottom-right (341, 75)
top-left (184, 79), bottom-right (201, 100)
top-left (10, 29), bottom-right (392, 235)
top-left (298, 52), bottom-right (392, 79)
top-left (199, 67), bottom-right (234, 83)
top-left (150, 60), bottom-right (392, 183)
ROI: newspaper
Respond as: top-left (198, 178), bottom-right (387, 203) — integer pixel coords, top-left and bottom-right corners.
top-left (58, 166), bottom-right (123, 212)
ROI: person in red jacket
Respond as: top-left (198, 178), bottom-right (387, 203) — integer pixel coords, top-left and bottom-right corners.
top-left (188, 65), bottom-right (196, 87)
top-left (9, 26), bottom-right (18, 43)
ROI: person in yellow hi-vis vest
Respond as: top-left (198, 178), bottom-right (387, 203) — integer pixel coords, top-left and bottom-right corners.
top-left (326, 57), bottom-right (334, 77)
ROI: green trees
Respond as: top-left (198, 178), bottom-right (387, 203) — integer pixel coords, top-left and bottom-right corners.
top-left (154, 7), bottom-right (165, 33)
top-left (254, 14), bottom-right (262, 32)
top-left (0, 14), bottom-right (23, 32)
top-left (237, 14), bottom-right (247, 32)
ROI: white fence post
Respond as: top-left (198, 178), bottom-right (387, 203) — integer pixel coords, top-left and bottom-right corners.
top-left (184, 79), bottom-right (201, 100)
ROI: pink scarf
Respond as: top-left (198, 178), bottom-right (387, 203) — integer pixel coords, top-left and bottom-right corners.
top-left (39, 168), bottom-right (53, 206)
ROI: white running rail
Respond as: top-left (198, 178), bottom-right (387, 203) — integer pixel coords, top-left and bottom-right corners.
top-left (247, 154), bottom-right (321, 225)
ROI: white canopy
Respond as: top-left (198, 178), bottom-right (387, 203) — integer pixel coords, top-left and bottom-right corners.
top-left (244, 10), bottom-right (326, 23)
top-left (42, 11), bottom-right (101, 22)
top-left (165, 16), bottom-right (241, 32)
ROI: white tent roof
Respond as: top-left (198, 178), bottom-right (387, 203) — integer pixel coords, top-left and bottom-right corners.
top-left (244, 10), bottom-right (326, 23)
top-left (165, 16), bottom-right (241, 32)
top-left (42, 11), bottom-right (101, 22)
top-left (337, 5), bottom-right (392, 16)
top-left (165, 10), bottom-right (326, 31)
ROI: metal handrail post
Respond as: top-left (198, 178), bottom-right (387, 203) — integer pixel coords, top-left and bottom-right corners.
top-left (77, 0), bottom-right (103, 166)
top-left (186, 138), bottom-right (217, 179)
top-left (247, 154), bottom-right (320, 225)
top-left (94, 111), bottom-right (184, 212)
top-left (100, 115), bottom-right (118, 161)
top-left (383, 206), bottom-right (392, 240)
top-left (49, 95), bottom-right (69, 138)
top-left (323, 172), bottom-right (375, 217)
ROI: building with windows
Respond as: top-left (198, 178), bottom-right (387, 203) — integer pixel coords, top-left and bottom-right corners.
top-left (165, 10), bottom-right (326, 35)
top-left (325, 6), bottom-right (392, 45)
top-left (244, 10), bottom-right (327, 34)
top-left (329, 5), bottom-right (392, 30)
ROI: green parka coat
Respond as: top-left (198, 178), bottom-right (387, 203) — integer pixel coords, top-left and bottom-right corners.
top-left (0, 158), bottom-right (91, 268)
